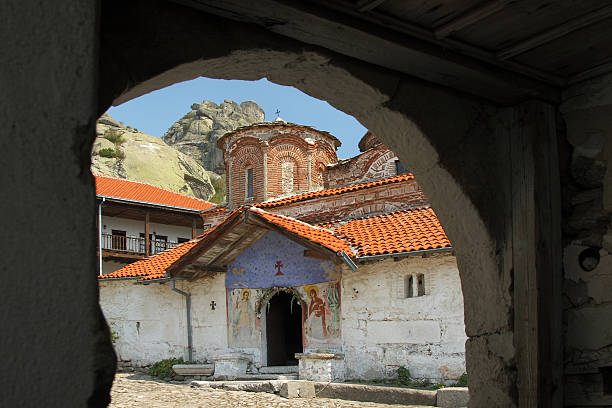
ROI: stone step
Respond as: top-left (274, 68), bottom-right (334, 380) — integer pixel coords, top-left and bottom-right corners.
top-left (173, 364), bottom-right (214, 376)
top-left (235, 374), bottom-right (298, 381)
top-left (258, 365), bottom-right (299, 374)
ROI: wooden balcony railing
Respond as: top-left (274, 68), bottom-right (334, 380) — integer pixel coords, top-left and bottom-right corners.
top-left (100, 233), bottom-right (179, 256)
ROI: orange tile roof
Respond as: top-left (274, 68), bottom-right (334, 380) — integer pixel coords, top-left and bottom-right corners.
top-left (334, 207), bottom-right (451, 257)
top-left (95, 175), bottom-right (214, 211)
top-left (248, 208), bottom-right (355, 256)
top-left (100, 206), bottom-right (451, 282)
top-left (99, 239), bottom-right (202, 280)
top-left (255, 173), bottom-right (414, 209)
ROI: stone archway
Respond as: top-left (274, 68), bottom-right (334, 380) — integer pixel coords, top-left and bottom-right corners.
top-left (93, 0), bottom-right (559, 405)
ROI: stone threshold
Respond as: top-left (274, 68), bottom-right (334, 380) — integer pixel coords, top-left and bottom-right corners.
top-left (191, 379), bottom-right (469, 407)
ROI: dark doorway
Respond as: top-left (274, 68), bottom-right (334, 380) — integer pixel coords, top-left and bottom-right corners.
top-left (266, 291), bottom-right (303, 366)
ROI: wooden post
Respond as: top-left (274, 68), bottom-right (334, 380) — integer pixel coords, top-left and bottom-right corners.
top-left (511, 101), bottom-right (562, 407)
top-left (192, 217), bottom-right (197, 239)
top-left (145, 211), bottom-right (150, 257)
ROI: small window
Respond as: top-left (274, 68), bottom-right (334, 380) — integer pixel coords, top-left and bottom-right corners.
top-left (395, 160), bottom-right (409, 175)
top-left (246, 168), bottom-right (254, 199)
top-left (405, 275), bottom-right (414, 298)
top-left (282, 161), bottom-right (294, 194)
top-left (177, 237), bottom-right (190, 243)
top-left (417, 274), bottom-right (425, 296)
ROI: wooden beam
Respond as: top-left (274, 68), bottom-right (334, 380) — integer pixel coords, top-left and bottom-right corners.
top-left (167, 210), bottom-right (245, 277)
top-left (144, 211), bottom-right (150, 257)
top-left (356, 0), bottom-right (387, 13)
top-left (434, 0), bottom-right (507, 39)
top-left (304, 249), bottom-right (329, 260)
top-left (498, 4), bottom-right (612, 60)
top-left (568, 59), bottom-right (612, 85)
top-left (207, 228), bottom-right (258, 266)
top-left (173, 0), bottom-right (560, 104)
top-left (511, 101), bottom-right (563, 407)
top-left (191, 217), bottom-right (197, 238)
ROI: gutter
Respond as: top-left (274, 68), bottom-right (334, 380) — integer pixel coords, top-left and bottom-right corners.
top-left (338, 251), bottom-right (358, 271)
top-left (171, 279), bottom-right (193, 363)
top-left (356, 247), bottom-right (453, 262)
top-left (98, 197), bottom-right (105, 276)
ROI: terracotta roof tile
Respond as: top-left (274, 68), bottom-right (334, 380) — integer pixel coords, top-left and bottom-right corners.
top-left (100, 206), bottom-right (451, 281)
top-left (95, 175), bottom-right (214, 211)
top-left (334, 207), bottom-right (451, 257)
top-left (255, 173), bottom-right (414, 209)
top-left (100, 239), bottom-right (202, 280)
top-left (100, 209), bottom-right (241, 280)
top-left (248, 208), bottom-right (354, 256)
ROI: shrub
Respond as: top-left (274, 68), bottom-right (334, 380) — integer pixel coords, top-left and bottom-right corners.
top-left (104, 130), bottom-right (126, 145)
top-left (397, 366), bottom-right (411, 386)
top-left (109, 322), bottom-right (119, 345)
top-left (148, 357), bottom-right (185, 379)
top-left (456, 373), bottom-right (468, 387)
top-left (98, 147), bottom-right (125, 159)
top-left (99, 148), bottom-right (118, 158)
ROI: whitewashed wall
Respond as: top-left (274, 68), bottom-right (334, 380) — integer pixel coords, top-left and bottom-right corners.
top-left (100, 274), bottom-right (229, 365)
top-left (101, 215), bottom-right (202, 244)
top-left (341, 253), bottom-right (466, 383)
top-left (100, 253), bottom-right (467, 381)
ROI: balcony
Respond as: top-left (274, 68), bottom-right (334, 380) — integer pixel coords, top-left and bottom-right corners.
top-left (100, 233), bottom-right (180, 260)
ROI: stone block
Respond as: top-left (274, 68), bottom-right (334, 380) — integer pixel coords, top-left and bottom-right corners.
top-left (172, 364), bottom-right (214, 376)
top-left (213, 353), bottom-right (251, 379)
top-left (436, 387), bottom-right (469, 407)
top-left (279, 381), bottom-right (316, 398)
top-left (296, 352), bottom-right (345, 382)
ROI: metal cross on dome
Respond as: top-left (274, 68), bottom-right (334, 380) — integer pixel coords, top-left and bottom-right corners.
top-left (274, 109), bottom-right (280, 119)
top-left (274, 260), bottom-right (284, 276)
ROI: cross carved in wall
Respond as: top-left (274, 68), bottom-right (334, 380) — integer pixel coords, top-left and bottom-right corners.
top-left (274, 260), bottom-right (284, 276)
top-left (210, 300), bottom-right (216, 310)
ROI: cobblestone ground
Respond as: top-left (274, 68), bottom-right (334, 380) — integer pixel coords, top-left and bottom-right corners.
top-left (110, 373), bottom-right (429, 408)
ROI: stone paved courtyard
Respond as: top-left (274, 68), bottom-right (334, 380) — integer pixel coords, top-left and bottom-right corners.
top-left (109, 373), bottom-right (430, 407)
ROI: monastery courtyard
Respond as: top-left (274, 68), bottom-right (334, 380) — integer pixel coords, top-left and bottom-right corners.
top-left (110, 373), bottom-right (429, 408)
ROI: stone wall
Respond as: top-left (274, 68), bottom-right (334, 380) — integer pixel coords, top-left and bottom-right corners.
top-left (561, 73), bottom-right (612, 406)
top-left (99, 252), bottom-right (466, 382)
top-left (265, 179), bottom-right (427, 224)
top-left (325, 144), bottom-right (399, 188)
top-left (100, 275), bottom-right (230, 365)
top-left (342, 253), bottom-right (466, 383)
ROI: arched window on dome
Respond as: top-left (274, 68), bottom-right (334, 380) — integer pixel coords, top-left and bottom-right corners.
top-left (281, 161), bottom-right (294, 194)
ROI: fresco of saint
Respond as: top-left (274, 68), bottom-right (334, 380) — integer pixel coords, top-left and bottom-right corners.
top-left (304, 285), bottom-right (328, 339)
top-left (232, 288), bottom-right (254, 343)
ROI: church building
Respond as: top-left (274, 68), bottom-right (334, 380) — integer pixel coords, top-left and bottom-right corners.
top-left (99, 119), bottom-right (467, 383)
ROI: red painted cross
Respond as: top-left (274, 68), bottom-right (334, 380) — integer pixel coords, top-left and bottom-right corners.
top-left (274, 260), bottom-right (284, 276)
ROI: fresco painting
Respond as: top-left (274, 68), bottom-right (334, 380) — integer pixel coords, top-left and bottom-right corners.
top-left (227, 288), bottom-right (261, 348)
top-left (225, 231), bottom-right (343, 350)
top-left (301, 280), bottom-right (342, 348)
top-left (225, 231), bottom-right (340, 289)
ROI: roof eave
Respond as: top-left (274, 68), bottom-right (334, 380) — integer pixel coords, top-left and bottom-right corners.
top-left (356, 247), bottom-right (453, 262)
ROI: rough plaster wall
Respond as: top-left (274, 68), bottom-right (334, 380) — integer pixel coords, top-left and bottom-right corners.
top-left (99, 1), bottom-right (519, 404)
top-left (0, 0), bottom-right (116, 406)
top-left (561, 73), bottom-right (612, 406)
top-left (342, 255), bottom-right (466, 383)
top-left (100, 275), bottom-right (229, 365)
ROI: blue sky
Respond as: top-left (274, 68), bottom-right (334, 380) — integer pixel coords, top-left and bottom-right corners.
top-left (108, 77), bottom-right (367, 159)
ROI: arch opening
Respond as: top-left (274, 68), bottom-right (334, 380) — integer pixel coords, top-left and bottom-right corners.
top-left (97, 1), bottom-right (516, 403)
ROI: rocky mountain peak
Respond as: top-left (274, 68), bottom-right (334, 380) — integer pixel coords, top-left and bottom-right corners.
top-left (163, 99), bottom-right (265, 173)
